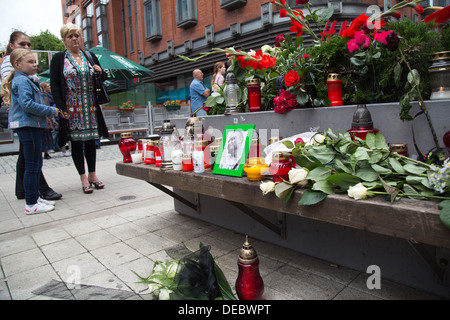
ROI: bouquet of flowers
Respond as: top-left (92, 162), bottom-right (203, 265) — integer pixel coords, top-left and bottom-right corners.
top-left (133, 244), bottom-right (236, 300)
top-left (260, 129), bottom-right (450, 229)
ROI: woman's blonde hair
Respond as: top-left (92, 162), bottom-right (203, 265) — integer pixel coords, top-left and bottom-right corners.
top-left (0, 48), bottom-right (33, 106)
top-left (60, 23), bottom-right (82, 40)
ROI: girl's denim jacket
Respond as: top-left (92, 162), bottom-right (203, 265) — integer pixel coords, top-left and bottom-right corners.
top-left (9, 71), bottom-right (55, 129)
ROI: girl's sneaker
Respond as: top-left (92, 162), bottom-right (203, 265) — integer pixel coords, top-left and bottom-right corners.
top-left (25, 203), bottom-right (54, 215)
top-left (38, 197), bottom-right (55, 206)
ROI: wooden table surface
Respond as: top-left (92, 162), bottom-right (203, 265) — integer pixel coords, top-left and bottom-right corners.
top-left (116, 162), bottom-right (450, 249)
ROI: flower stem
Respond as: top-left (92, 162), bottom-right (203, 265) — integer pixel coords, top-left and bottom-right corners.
top-left (371, 190), bottom-right (449, 200)
top-left (398, 50), bottom-right (441, 150)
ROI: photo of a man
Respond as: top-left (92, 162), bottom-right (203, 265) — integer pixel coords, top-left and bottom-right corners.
top-left (219, 130), bottom-right (248, 170)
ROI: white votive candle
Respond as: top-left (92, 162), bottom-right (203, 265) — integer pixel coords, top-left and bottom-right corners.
top-left (131, 151), bottom-right (143, 164)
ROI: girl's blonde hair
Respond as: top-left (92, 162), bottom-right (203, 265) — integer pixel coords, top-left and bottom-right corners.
top-left (60, 23), bottom-right (82, 40)
top-left (0, 48), bottom-right (33, 106)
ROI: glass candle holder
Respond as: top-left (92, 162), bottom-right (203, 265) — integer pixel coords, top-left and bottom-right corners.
top-left (118, 132), bottom-right (136, 163)
top-left (327, 73), bottom-right (343, 106)
top-left (144, 140), bottom-right (156, 164)
top-left (269, 152), bottom-right (292, 183)
top-left (247, 79), bottom-right (261, 112)
top-left (244, 157), bottom-right (268, 181)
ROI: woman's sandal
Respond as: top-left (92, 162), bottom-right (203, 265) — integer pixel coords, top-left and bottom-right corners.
top-left (89, 181), bottom-right (105, 189)
top-left (82, 185), bottom-right (94, 194)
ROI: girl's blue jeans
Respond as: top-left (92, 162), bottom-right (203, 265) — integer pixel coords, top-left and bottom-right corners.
top-left (15, 127), bottom-right (44, 205)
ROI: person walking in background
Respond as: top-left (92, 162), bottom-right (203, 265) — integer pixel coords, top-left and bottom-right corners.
top-left (50, 23), bottom-right (108, 194)
top-left (0, 49), bottom-right (60, 214)
top-left (211, 62), bottom-right (226, 92)
top-left (1, 31), bottom-right (62, 201)
top-left (189, 69), bottom-right (210, 117)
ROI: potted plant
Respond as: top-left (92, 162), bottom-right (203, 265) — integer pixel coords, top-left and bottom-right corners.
top-left (164, 100), bottom-right (181, 111)
top-left (119, 100), bottom-right (134, 113)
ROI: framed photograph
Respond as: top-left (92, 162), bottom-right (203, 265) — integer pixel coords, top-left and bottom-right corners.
top-left (213, 124), bottom-right (255, 177)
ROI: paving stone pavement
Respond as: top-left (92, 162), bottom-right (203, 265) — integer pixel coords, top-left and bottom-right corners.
top-left (0, 144), bottom-right (444, 300)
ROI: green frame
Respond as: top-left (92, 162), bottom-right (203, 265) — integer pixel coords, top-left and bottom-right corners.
top-left (212, 124), bottom-right (255, 177)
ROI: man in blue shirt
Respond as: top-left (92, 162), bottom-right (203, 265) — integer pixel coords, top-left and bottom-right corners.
top-left (189, 69), bottom-right (210, 116)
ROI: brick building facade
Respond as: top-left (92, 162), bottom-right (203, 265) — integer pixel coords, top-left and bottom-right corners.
top-left (60, 0), bottom-right (443, 105)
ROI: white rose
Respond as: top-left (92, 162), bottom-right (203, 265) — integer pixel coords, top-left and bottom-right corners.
top-left (260, 181), bottom-right (276, 195)
top-left (261, 45), bottom-right (272, 55)
top-left (288, 168), bottom-right (308, 186)
top-left (158, 288), bottom-right (173, 300)
top-left (347, 183), bottom-right (367, 200)
top-left (312, 133), bottom-right (325, 145)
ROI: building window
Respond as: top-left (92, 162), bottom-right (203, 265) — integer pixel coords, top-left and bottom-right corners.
top-left (128, 0), bottom-right (135, 53)
top-left (82, 2), bottom-right (94, 50)
top-left (95, 4), bottom-right (109, 48)
top-left (220, 0), bottom-right (246, 10)
top-left (144, 0), bottom-right (162, 41)
top-left (176, 0), bottom-right (197, 29)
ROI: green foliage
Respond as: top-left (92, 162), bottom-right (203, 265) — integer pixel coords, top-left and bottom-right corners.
top-left (266, 129), bottom-right (450, 228)
top-left (29, 30), bottom-right (64, 74)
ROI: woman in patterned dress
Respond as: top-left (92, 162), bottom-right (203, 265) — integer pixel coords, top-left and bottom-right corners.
top-left (50, 23), bottom-right (108, 194)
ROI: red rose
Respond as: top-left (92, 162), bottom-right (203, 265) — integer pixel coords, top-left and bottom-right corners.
top-left (294, 137), bottom-right (305, 145)
top-left (284, 70), bottom-right (300, 87)
top-left (414, 5), bottom-right (424, 14)
top-left (393, 12), bottom-right (401, 19)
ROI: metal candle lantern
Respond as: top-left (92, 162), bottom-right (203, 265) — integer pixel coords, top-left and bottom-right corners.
top-left (159, 120), bottom-right (176, 171)
top-left (429, 51), bottom-right (450, 100)
top-left (247, 79), bottom-right (261, 112)
top-left (223, 72), bottom-right (241, 115)
top-left (347, 104), bottom-right (379, 141)
top-left (327, 73), bottom-right (343, 106)
top-left (235, 236), bottom-right (264, 300)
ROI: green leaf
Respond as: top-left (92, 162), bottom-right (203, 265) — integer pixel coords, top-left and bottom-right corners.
top-left (404, 163), bottom-right (426, 175)
top-left (298, 189), bottom-right (328, 205)
top-left (389, 157), bottom-right (405, 174)
top-left (353, 147), bottom-right (370, 161)
top-left (371, 164), bottom-right (392, 174)
top-left (394, 62), bottom-right (402, 87)
top-left (295, 155), bottom-right (323, 170)
top-left (275, 182), bottom-right (296, 202)
top-left (307, 167), bottom-right (332, 182)
top-left (312, 180), bottom-right (334, 195)
top-left (327, 173), bottom-right (360, 190)
top-left (296, 92), bottom-right (309, 105)
top-left (216, 96), bottom-right (225, 104)
top-left (334, 159), bottom-right (352, 174)
top-left (355, 167), bottom-right (379, 182)
top-left (283, 140), bottom-right (294, 149)
top-left (403, 183), bottom-right (422, 199)
top-left (366, 132), bottom-right (389, 150)
top-left (407, 69), bottom-right (420, 86)
top-left (318, 6), bottom-right (334, 22)
top-left (309, 146), bottom-right (336, 164)
top-left (438, 200), bottom-right (450, 230)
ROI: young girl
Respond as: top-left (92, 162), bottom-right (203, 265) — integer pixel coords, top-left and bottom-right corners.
top-left (211, 61), bottom-right (226, 92)
top-left (1, 49), bottom-right (60, 214)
